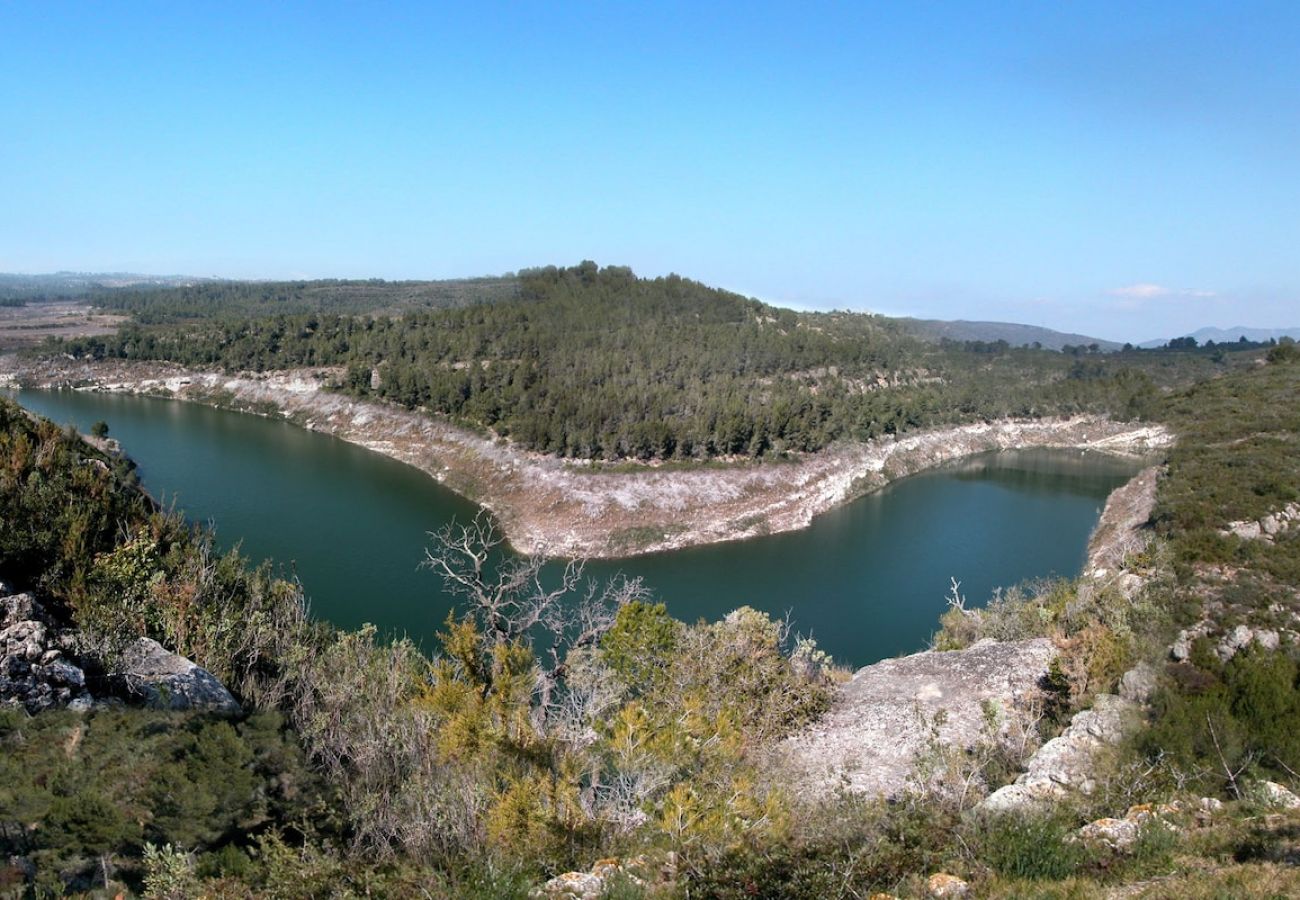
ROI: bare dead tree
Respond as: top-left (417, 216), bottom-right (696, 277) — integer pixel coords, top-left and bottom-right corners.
top-left (946, 576), bottom-right (969, 615)
top-left (1206, 713), bottom-right (1253, 799)
top-left (424, 512), bottom-right (584, 652)
top-left (423, 512), bottom-right (648, 730)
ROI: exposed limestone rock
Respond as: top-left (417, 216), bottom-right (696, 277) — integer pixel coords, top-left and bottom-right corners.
top-left (926, 872), bottom-right (970, 898)
top-left (1216, 625), bottom-right (1282, 660)
top-left (1220, 501), bottom-right (1300, 544)
top-left (1076, 804), bottom-right (1176, 852)
top-left (1, 592), bottom-right (93, 714)
top-left (1118, 662), bottom-right (1160, 704)
top-left (107, 637), bottom-right (240, 714)
top-left (1085, 466), bottom-right (1160, 579)
top-left (782, 638), bottom-right (1056, 798)
top-left (532, 857), bottom-right (649, 899)
top-left (981, 693), bottom-right (1141, 813)
top-left (4, 356), bottom-right (1173, 559)
top-left (1251, 781), bottom-right (1300, 810)
top-left (1171, 621), bottom-right (1211, 661)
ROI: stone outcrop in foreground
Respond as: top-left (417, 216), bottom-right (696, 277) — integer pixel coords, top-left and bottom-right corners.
top-left (781, 637), bottom-right (1057, 798)
top-left (2, 581), bottom-right (240, 715)
top-left (980, 692), bottom-right (1143, 812)
top-left (108, 637), bottom-right (241, 714)
top-left (1, 589), bottom-right (92, 713)
top-left (980, 466), bottom-right (1162, 813)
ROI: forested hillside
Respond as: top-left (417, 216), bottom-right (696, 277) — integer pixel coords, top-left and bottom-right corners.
top-left (48, 263), bottom-right (1233, 461)
top-left (86, 275), bottom-right (520, 323)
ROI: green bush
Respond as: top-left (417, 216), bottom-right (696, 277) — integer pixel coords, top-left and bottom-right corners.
top-left (976, 813), bottom-right (1085, 881)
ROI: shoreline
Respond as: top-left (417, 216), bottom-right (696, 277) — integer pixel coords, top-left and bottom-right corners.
top-left (1, 356), bottom-right (1174, 558)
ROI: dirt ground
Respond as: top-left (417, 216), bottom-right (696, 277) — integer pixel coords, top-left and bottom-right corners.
top-left (0, 301), bottom-right (126, 351)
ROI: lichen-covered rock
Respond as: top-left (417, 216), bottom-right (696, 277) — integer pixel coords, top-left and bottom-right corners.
top-left (532, 857), bottom-right (648, 899)
top-left (1076, 804), bottom-right (1176, 851)
top-left (108, 637), bottom-right (240, 714)
top-left (981, 693), bottom-right (1141, 813)
top-left (782, 638), bottom-right (1057, 798)
top-left (926, 872), bottom-right (970, 897)
top-left (1, 591), bottom-right (93, 713)
top-left (1251, 781), bottom-right (1300, 810)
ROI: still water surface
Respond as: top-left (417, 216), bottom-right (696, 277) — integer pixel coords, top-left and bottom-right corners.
top-left (14, 389), bottom-right (1141, 666)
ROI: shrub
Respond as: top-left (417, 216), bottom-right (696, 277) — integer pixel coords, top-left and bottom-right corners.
top-left (975, 813), bottom-right (1085, 881)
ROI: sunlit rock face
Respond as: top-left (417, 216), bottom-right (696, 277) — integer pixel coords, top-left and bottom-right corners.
top-left (781, 636), bottom-right (1057, 799)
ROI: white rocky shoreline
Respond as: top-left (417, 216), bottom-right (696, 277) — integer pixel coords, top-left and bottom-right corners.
top-left (1, 356), bottom-right (1174, 559)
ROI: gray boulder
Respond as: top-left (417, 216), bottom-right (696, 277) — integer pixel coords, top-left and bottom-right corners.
top-left (781, 637), bottom-right (1057, 798)
top-left (108, 638), bottom-right (240, 714)
top-left (981, 693), bottom-right (1141, 813)
top-left (1, 592), bottom-right (94, 714)
top-left (1118, 662), bottom-right (1159, 704)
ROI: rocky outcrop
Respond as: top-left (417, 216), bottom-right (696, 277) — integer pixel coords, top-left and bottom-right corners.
top-left (1076, 803), bottom-right (1178, 852)
top-left (1220, 502), bottom-right (1300, 543)
top-left (1171, 621), bottom-right (1289, 663)
top-left (1251, 781), bottom-right (1300, 810)
top-left (1, 590), bottom-right (92, 714)
top-left (532, 856), bottom-right (663, 899)
top-left (781, 638), bottom-right (1057, 798)
top-left (107, 637), bottom-right (240, 714)
top-left (980, 693), bottom-right (1141, 813)
top-left (2, 583), bottom-right (240, 715)
top-left (1085, 466), bottom-right (1160, 581)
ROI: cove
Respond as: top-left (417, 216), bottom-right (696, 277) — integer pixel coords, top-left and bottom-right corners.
top-left (12, 389), bottom-right (1142, 666)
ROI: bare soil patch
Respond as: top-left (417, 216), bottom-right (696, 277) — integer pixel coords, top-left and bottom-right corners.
top-left (0, 301), bottom-right (126, 351)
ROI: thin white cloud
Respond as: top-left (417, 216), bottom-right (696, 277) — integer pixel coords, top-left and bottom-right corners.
top-left (1109, 283), bottom-right (1170, 299)
top-left (1107, 283), bottom-right (1217, 302)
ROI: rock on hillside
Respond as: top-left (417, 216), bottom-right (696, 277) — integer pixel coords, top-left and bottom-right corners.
top-left (2, 580), bottom-right (239, 715)
top-left (1085, 466), bottom-right (1160, 579)
top-left (107, 637), bottom-right (241, 714)
top-left (780, 637), bottom-right (1057, 798)
top-left (1, 589), bottom-right (92, 714)
top-left (980, 693), bottom-right (1143, 812)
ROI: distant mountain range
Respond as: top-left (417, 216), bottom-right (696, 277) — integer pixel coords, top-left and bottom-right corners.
top-left (895, 317), bottom-right (1123, 352)
top-left (1138, 326), bottom-right (1300, 349)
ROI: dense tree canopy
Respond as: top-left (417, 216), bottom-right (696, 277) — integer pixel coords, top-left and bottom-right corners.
top-left (50, 263), bottom-right (1228, 461)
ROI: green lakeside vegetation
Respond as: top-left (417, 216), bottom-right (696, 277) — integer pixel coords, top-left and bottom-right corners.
top-left (41, 262), bottom-right (1271, 461)
top-left (2, 335), bottom-right (1300, 895)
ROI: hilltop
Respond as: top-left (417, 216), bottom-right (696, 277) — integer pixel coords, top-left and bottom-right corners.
top-left (35, 262), bottom-right (1229, 466)
top-left (1140, 324), bottom-right (1300, 348)
top-left (897, 316), bottom-right (1123, 352)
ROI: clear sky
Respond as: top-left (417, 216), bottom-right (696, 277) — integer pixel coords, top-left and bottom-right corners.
top-left (2, 2), bottom-right (1297, 341)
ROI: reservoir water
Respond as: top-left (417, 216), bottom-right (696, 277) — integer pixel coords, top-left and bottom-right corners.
top-left (12, 389), bottom-right (1142, 666)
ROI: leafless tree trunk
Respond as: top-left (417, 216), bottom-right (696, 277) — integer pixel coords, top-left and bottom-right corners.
top-left (424, 512), bottom-right (647, 730)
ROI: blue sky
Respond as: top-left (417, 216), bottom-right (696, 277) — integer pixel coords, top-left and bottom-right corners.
top-left (2, 2), bottom-right (1297, 341)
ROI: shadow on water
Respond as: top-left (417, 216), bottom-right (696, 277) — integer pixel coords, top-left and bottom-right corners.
top-left (12, 389), bottom-right (1142, 667)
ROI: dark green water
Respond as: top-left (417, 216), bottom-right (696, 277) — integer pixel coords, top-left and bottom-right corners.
top-left (12, 389), bottom-right (1141, 666)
